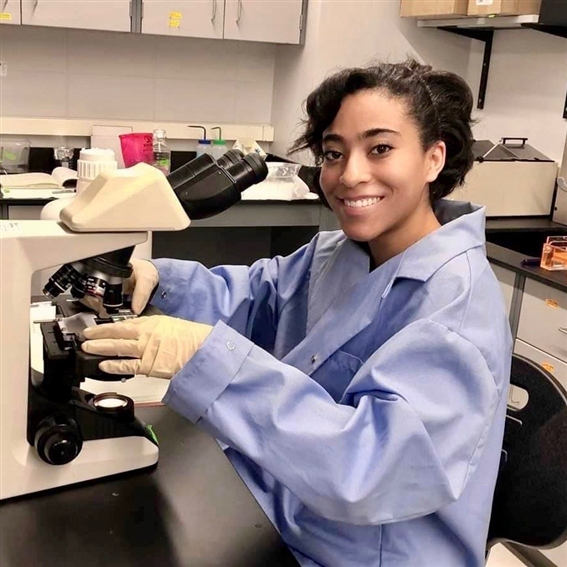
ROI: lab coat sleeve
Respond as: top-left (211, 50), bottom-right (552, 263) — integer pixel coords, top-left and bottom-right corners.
top-left (164, 317), bottom-right (501, 525)
top-left (150, 237), bottom-right (317, 340)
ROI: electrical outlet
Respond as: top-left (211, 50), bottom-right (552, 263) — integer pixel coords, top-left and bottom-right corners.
top-left (0, 62), bottom-right (7, 77)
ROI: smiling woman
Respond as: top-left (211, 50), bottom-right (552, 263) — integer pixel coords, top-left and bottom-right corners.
top-left (291, 59), bottom-right (475, 267)
top-left (82, 59), bottom-right (512, 567)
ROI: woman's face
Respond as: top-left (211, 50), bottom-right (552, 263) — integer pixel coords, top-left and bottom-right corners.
top-left (319, 89), bottom-right (445, 261)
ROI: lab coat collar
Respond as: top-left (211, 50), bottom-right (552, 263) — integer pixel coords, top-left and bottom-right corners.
top-left (393, 200), bottom-right (486, 286)
top-left (285, 200), bottom-right (486, 375)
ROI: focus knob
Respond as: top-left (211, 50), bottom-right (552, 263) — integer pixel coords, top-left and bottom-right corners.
top-left (34, 415), bottom-right (83, 465)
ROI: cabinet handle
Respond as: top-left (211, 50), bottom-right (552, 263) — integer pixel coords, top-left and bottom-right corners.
top-left (559, 327), bottom-right (567, 335)
top-left (211, 0), bottom-right (217, 22)
top-left (236, 0), bottom-right (242, 23)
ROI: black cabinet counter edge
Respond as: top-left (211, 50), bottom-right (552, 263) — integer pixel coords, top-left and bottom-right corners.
top-left (487, 242), bottom-right (567, 293)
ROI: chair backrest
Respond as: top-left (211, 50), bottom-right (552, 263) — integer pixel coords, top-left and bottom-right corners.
top-left (488, 354), bottom-right (567, 549)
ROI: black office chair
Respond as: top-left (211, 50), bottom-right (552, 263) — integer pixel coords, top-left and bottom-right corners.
top-left (487, 354), bottom-right (567, 555)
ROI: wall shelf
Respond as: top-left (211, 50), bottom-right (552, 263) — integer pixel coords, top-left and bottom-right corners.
top-left (417, 15), bottom-right (567, 118)
top-left (417, 14), bottom-right (539, 29)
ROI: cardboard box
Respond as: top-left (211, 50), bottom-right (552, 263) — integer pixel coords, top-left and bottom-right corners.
top-left (467, 0), bottom-right (541, 16)
top-left (400, 0), bottom-right (469, 18)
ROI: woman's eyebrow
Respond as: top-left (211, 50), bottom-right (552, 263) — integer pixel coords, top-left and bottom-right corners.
top-left (360, 128), bottom-right (401, 139)
top-left (322, 128), bottom-right (401, 145)
top-left (322, 133), bottom-right (344, 144)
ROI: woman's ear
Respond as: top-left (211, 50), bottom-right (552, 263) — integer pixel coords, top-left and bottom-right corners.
top-left (425, 141), bottom-right (446, 183)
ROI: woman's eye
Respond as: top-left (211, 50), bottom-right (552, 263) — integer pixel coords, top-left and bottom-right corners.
top-left (322, 150), bottom-right (343, 162)
top-left (370, 144), bottom-right (392, 156)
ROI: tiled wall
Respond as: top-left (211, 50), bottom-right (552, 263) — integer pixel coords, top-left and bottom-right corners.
top-left (0, 25), bottom-right (276, 124)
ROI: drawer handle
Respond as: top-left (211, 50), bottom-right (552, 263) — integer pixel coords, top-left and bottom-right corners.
top-left (559, 327), bottom-right (567, 335)
top-left (236, 0), bottom-right (242, 23)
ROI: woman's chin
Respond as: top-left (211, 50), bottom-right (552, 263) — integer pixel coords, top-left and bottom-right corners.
top-left (340, 223), bottom-right (379, 243)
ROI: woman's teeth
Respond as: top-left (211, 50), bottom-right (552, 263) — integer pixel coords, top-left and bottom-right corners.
top-left (343, 197), bottom-right (383, 208)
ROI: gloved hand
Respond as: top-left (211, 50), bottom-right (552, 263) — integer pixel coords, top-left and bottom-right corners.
top-left (81, 258), bottom-right (159, 316)
top-left (81, 315), bottom-right (213, 378)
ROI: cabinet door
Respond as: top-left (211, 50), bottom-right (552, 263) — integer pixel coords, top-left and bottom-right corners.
top-left (21, 0), bottom-right (131, 32)
top-left (141, 0), bottom-right (224, 39)
top-left (224, 0), bottom-right (305, 44)
top-left (517, 279), bottom-right (567, 364)
top-left (0, 0), bottom-right (21, 25)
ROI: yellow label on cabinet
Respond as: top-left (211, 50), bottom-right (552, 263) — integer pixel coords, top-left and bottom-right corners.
top-left (541, 362), bottom-right (555, 374)
top-left (169, 11), bottom-right (183, 20)
top-left (545, 299), bottom-right (559, 309)
top-left (0, 13), bottom-right (12, 20)
top-left (168, 19), bottom-right (180, 28)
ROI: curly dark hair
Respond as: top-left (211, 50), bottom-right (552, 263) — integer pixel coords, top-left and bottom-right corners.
top-left (290, 59), bottom-right (475, 201)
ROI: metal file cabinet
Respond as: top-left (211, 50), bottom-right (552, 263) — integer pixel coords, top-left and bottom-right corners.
top-left (513, 281), bottom-right (567, 567)
top-left (516, 279), bottom-right (567, 364)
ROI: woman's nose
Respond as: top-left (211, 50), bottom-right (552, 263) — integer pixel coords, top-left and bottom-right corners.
top-left (339, 153), bottom-right (372, 188)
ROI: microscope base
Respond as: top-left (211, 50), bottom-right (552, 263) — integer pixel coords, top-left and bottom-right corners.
top-left (3, 436), bottom-right (158, 501)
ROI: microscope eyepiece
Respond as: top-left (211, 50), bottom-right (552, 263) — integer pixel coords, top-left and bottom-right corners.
top-left (169, 150), bottom-right (268, 220)
top-left (217, 149), bottom-right (245, 168)
top-left (166, 153), bottom-right (216, 193)
top-left (225, 153), bottom-right (268, 189)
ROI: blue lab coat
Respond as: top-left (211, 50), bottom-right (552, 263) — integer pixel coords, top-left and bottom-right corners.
top-left (153, 200), bottom-right (512, 567)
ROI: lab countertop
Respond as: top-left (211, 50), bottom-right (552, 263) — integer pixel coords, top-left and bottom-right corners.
top-left (486, 242), bottom-right (567, 293)
top-left (0, 406), bottom-right (298, 567)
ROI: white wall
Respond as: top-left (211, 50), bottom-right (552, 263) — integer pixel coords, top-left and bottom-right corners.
top-left (271, 0), bottom-right (567, 166)
top-left (271, 0), bottom-right (472, 159)
top-left (466, 29), bottom-right (567, 163)
top-left (0, 25), bottom-right (276, 126)
top-left (3, 7), bottom-right (566, 164)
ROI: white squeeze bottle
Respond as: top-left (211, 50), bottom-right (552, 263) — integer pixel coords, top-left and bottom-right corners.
top-left (189, 125), bottom-right (212, 157)
top-left (211, 126), bottom-right (228, 160)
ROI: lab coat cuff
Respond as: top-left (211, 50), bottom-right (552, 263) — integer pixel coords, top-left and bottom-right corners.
top-left (150, 258), bottom-right (176, 313)
top-left (163, 321), bottom-right (253, 423)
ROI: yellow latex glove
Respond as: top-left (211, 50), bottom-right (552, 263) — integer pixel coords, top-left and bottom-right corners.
top-left (81, 315), bottom-right (213, 378)
top-left (81, 259), bottom-right (160, 316)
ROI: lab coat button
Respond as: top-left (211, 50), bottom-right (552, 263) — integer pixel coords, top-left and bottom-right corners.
top-left (227, 341), bottom-right (236, 351)
top-left (311, 355), bottom-right (318, 363)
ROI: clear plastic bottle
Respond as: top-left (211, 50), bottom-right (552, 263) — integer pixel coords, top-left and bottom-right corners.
top-left (211, 127), bottom-right (228, 160)
top-left (189, 125), bottom-right (212, 158)
top-left (211, 139), bottom-right (227, 160)
top-left (152, 128), bottom-right (171, 175)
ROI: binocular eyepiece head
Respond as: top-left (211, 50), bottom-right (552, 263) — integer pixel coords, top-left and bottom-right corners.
top-left (167, 149), bottom-right (268, 220)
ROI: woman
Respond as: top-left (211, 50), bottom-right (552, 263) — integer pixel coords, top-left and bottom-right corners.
top-left (83, 60), bottom-right (512, 566)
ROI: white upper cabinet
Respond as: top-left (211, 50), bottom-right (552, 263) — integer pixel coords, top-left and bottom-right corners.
top-left (141, 1), bottom-right (225, 39)
top-left (17, 0), bottom-right (307, 42)
top-left (0, 1), bottom-right (21, 25)
top-left (21, 0), bottom-right (131, 32)
top-left (223, 0), bottom-right (305, 44)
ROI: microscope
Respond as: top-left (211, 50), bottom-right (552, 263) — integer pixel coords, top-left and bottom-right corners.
top-left (0, 150), bottom-right (267, 500)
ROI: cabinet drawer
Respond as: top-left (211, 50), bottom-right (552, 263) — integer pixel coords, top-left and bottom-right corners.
top-left (514, 339), bottom-right (567, 391)
top-left (517, 279), bottom-right (567, 363)
top-left (490, 263), bottom-right (516, 315)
